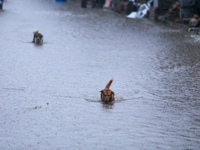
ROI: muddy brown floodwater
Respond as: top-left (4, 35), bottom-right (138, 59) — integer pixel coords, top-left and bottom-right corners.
top-left (0, 0), bottom-right (200, 149)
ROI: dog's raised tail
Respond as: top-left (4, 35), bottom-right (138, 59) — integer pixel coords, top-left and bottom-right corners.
top-left (105, 79), bottom-right (113, 89)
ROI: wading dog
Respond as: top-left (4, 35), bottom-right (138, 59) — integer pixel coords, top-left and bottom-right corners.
top-left (32, 30), bottom-right (43, 44)
top-left (100, 79), bottom-right (114, 102)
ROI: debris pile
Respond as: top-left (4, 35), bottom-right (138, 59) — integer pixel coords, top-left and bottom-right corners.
top-left (157, 1), bottom-right (180, 23)
top-left (88, 0), bottom-right (200, 33)
top-left (109, 0), bottom-right (153, 19)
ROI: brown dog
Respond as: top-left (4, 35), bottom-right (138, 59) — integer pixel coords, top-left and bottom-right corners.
top-left (100, 79), bottom-right (114, 102)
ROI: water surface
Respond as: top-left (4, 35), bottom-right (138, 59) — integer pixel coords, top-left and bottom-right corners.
top-left (0, 0), bottom-right (200, 149)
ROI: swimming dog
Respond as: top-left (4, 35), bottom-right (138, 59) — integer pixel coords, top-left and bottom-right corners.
top-left (100, 79), bottom-right (115, 102)
top-left (32, 30), bottom-right (43, 44)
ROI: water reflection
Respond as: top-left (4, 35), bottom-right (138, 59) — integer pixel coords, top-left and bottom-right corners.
top-left (33, 43), bottom-right (43, 47)
top-left (102, 102), bottom-right (114, 109)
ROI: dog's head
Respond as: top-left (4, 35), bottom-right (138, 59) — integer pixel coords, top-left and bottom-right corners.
top-left (35, 33), bottom-right (43, 44)
top-left (100, 89), bottom-right (114, 102)
top-left (36, 35), bottom-right (41, 40)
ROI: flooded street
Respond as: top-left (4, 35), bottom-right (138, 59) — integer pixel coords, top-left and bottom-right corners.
top-left (0, 0), bottom-right (200, 149)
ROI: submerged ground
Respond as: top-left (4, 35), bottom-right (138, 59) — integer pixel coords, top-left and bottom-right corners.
top-left (0, 0), bottom-right (200, 149)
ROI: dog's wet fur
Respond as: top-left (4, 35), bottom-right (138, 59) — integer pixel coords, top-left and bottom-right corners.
top-left (32, 30), bottom-right (43, 44)
top-left (100, 79), bottom-right (114, 103)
